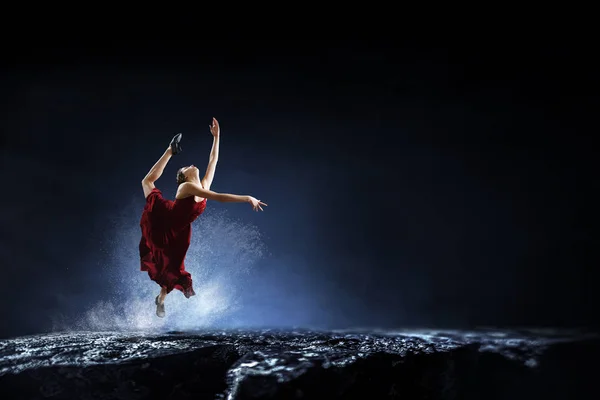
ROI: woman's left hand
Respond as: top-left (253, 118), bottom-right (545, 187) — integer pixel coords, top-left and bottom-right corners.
top-left (209, 117), bottom-right (220, 137)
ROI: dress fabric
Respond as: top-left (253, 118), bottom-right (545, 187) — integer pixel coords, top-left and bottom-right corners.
top-left (139, 188), bottom-right (206, 297)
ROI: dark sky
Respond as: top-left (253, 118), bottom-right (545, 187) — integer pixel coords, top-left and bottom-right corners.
top-left (0, 40), bottom-right (597, 338)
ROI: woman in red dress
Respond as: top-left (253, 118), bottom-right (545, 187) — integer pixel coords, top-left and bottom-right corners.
top-left (139, 118), bottom-right (267, 317)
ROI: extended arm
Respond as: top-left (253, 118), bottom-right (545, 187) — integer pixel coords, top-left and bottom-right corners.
top-left (179, 182), bottom-right (247, 203)
top-left (202, 135), bottom-right (219, 190)
top-left (202, 117), bottom-right (220, 190)
top-left (179, 182), bottom-right (267, 211)
top-left (142, 147), bottom-right (172, 198)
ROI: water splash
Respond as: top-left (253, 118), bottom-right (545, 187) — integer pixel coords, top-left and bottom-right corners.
top-left (63, 199), bottom-right (266, 332)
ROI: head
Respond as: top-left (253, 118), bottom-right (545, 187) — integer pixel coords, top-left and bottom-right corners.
top-left (176, 165), bottom-right (200, 185)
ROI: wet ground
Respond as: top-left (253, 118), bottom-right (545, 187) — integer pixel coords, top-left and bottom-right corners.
top-left (0, 328), bottom-right (597, 399)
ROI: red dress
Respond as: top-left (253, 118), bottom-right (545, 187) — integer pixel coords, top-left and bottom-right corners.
top-left (139, 188), bottom-right (207, 298)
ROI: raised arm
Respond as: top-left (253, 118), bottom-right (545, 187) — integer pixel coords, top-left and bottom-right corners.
top-left (142, 147), bottom-right (173, 198)
top-left (202, 117), bottom-right (220, 190)
top-left (178, 182), bottom-right (267, 211)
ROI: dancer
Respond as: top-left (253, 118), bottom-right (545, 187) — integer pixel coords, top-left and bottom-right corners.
top-left (139, 118), bottom-right (267, 317)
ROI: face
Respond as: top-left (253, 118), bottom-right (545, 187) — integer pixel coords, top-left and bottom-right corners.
top-left (180, 165), bottom-right (199, 180)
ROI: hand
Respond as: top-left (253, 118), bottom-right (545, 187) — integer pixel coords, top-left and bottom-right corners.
top-left (209, 117), bottom-right (220, 137)
top-left (247, 196), bottom-right (267, 212)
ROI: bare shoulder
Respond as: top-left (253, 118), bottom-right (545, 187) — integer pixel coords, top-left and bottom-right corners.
top-left (175, 182), bottom-right (190, 200)
top-left (201, 177), bottom-right (211, 191)
top-left (175, 182), bottom-right (205, 202)
top-left (142, 179), bottom-right (156, 198)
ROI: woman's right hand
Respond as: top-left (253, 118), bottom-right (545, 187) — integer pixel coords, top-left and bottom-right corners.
top-left (247, 196), bottom-right (267, 212)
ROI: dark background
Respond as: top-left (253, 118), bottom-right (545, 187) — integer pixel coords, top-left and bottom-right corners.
top-left (0, 40), bottom-right (596, 339)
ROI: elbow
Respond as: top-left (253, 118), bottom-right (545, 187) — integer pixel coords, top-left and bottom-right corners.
top-left (142, 177), bottom-right (154, 185)
top-left (205, 191), bottom-right (222, 202)
top-left (203, 190), bottom-right (231, 203)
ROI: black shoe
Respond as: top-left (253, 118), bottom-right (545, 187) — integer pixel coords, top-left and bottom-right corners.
top-left (170, 133), bottom-right (183, 155)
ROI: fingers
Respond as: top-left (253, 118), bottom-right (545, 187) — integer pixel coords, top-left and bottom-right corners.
top-left (252, 200), bottom-right (267, 212)
top-left (209, 118), bottom-right (219, 134)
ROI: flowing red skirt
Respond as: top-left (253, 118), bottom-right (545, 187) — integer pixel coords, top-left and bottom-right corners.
top-left (139, 188), bottom-right (206, 298)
